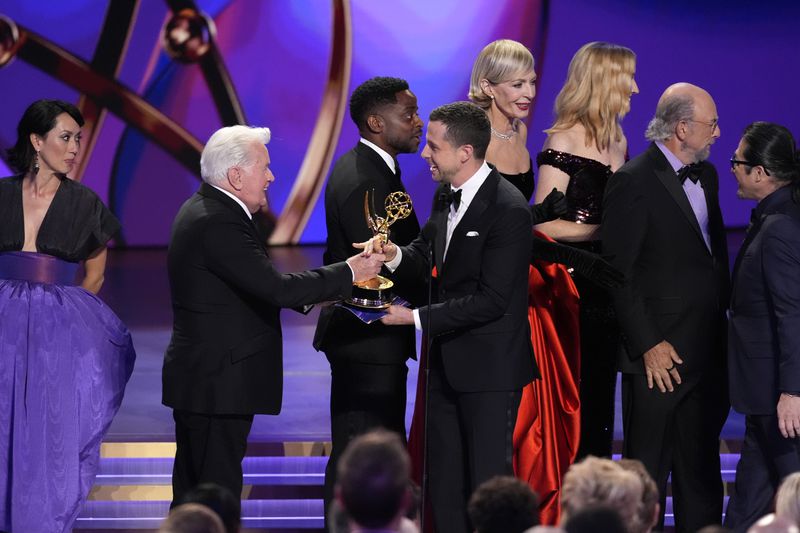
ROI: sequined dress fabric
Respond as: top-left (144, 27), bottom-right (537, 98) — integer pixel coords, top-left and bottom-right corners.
top-left (537, 149), bottom-right (611, 224)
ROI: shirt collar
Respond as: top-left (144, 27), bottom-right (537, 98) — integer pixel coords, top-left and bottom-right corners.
top-left (655, 141), bottom-right (685, 174)
top-left (451, 161), bottom-right (491, 210)
top-left (210, 184), bottom-right (252, 219)
top-left (755, 184), bottom-right (793, 218)
top-left (359, 138), bottom-right (396, 174)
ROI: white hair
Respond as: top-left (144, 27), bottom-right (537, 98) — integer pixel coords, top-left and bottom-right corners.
top-left (200, 125), bottom-right (271, 185)
top-left (644, 94), bottom-right (695, 142)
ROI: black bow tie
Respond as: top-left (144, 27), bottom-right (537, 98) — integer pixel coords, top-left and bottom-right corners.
top-left (678, 164), bottom-right (702, 185)
top-left (439, 188), bottom-right (462, 211)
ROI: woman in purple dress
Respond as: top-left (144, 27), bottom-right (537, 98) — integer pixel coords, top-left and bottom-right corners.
top-left (0, 99), bottom-right (135, 532)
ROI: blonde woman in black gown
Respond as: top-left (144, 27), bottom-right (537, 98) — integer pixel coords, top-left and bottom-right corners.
top-left (534, 41), bottom-right (638, 460)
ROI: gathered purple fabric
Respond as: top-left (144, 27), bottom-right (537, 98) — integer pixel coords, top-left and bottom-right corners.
top-left (0, 251), bottom-right (135, 532)
top-left (0, 251), bottom-right (79, 284)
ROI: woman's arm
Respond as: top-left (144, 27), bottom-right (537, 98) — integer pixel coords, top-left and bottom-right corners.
top-left (533, 133), bottom-right (599, 242)
top-left (81, 246), bottom-right (108, 294)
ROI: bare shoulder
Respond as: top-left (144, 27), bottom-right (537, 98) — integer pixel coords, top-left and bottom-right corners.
top-left (542, 128), bottom-right (581, 153)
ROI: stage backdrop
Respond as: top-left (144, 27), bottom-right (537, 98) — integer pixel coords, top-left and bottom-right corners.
top-left (0, 0), bottom-right (798, 245)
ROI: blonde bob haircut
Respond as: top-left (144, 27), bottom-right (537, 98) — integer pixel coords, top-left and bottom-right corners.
top-left (469, 39), bottom-right (535, 111)
top-left (546, 41), bottom-right (636, 152)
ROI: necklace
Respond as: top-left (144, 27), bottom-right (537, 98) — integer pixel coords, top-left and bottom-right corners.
top-left (490, 126), bottom-right (516, 141)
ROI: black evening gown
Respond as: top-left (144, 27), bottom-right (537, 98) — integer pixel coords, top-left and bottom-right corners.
top-left (496, 160), bottom-right (535, 202)
top-left (536, 149), bottom-right (620, 459)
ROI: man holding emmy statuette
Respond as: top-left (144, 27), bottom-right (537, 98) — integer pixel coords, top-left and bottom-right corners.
top-left (313, 77), bottom-right (423, 522)
top-left (375, 101), bottom-right (538, 533)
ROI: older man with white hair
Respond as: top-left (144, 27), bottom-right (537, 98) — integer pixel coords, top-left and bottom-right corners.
top-left (602, 83), bottom-right (730, 531)
top-left (163, 125), bottom-right (384, 509)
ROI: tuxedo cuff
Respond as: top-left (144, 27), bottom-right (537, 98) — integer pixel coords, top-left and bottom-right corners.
top-left (385, 247), bottom-right (403, 272)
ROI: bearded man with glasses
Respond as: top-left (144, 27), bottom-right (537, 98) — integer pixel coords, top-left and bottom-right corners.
top-left (602, 83), bottom-right (730, 532)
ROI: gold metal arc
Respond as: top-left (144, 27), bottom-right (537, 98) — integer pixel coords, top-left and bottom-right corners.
top-left (269, 0), bottom-right (352, 244)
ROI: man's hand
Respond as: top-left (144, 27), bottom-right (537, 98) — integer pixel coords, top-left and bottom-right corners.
top-left (346, 252), bottom-right (386, 283)
top-left (353, 237), bottom-right (397, 262)
top-left (777, 393), bottom-right (800, 438)
top-left (380, 304), bottom-right (414, 325)
top-left (642, 340), bottom-right (683, 392)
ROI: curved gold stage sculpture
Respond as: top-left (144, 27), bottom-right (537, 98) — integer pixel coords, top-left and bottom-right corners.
top-left (0, 0), bottom-right (352, 244)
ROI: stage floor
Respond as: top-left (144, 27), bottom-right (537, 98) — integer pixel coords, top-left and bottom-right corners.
top-left (101, 240), bottom-right (746, 444)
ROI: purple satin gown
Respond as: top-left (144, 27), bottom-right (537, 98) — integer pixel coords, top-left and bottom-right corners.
top-left (0, 251), bottom-right (135, 532)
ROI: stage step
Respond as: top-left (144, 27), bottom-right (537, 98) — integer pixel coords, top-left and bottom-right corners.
top-left (77, 445), bottom-right (741, 530)
top-left (94, 456), bottom-right (326, 487)
top-left (77, 499), bottom-right (323, 529)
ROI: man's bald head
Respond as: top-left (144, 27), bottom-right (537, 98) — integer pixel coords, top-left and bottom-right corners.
top-left (658, 82), bottom-right (711, 108)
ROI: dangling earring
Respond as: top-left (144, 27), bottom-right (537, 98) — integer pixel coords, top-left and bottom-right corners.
top-left (33, 151), bottom-right (40, 174)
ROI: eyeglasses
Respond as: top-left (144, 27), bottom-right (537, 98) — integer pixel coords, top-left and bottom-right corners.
top-left (688, 118), bottom-right (719, 131)
top-left (730, 157), bottom-right (771, 175)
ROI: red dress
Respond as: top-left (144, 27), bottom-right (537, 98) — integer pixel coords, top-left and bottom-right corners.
top-left (513, 233), bottom-right (581, 525)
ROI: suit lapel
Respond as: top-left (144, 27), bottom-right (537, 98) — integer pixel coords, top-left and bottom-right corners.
top-left (731, 187), bottom-right (792, 302)
top-left (434, 190), bottom-right (448, 273)
top-left (649, 145), bottom-right (708, 253)
top-left (702, 171), bottom-right (728, 262)
top-left (443, 172), bottom-right (496, 269)
top-left (730, 215), bottom-right (763, 305)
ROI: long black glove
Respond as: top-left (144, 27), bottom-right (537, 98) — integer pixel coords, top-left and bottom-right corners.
top-left (530, 187), bottom-right (567, 225)
top-left (531, 236), bottom-right (625, 289)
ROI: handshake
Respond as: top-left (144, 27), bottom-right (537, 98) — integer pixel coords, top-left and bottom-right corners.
top-left (347, 237), bottom-right (413, 326)
top-left (345, 237), bottom-right (398, 283)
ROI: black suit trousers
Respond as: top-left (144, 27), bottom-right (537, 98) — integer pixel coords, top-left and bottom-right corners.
top-left (171, 410), bottom-right (254, 510)
top-left (622, 368), bottom-right (728, 532)
top-left (323, 357), bottom-right (408, 520)
top-left (427, 352), bottom-right (521, 533)
top-left (724, 414), bottom-right (800, 532)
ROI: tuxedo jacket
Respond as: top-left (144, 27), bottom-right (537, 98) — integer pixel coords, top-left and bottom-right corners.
top-left (602, 143), bottom-right (730, 377)
top-left (313, 143), bottom-right (421, 364)
top-left (393, 168), bottom-right (538, 392)
top-left (728, 185), bottom-right (800, 414)
top-left (163, 183), bottom-right (353, 415)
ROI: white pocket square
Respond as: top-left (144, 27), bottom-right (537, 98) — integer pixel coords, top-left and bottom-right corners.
top-left (465, 231), bottom-right (480, 237)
